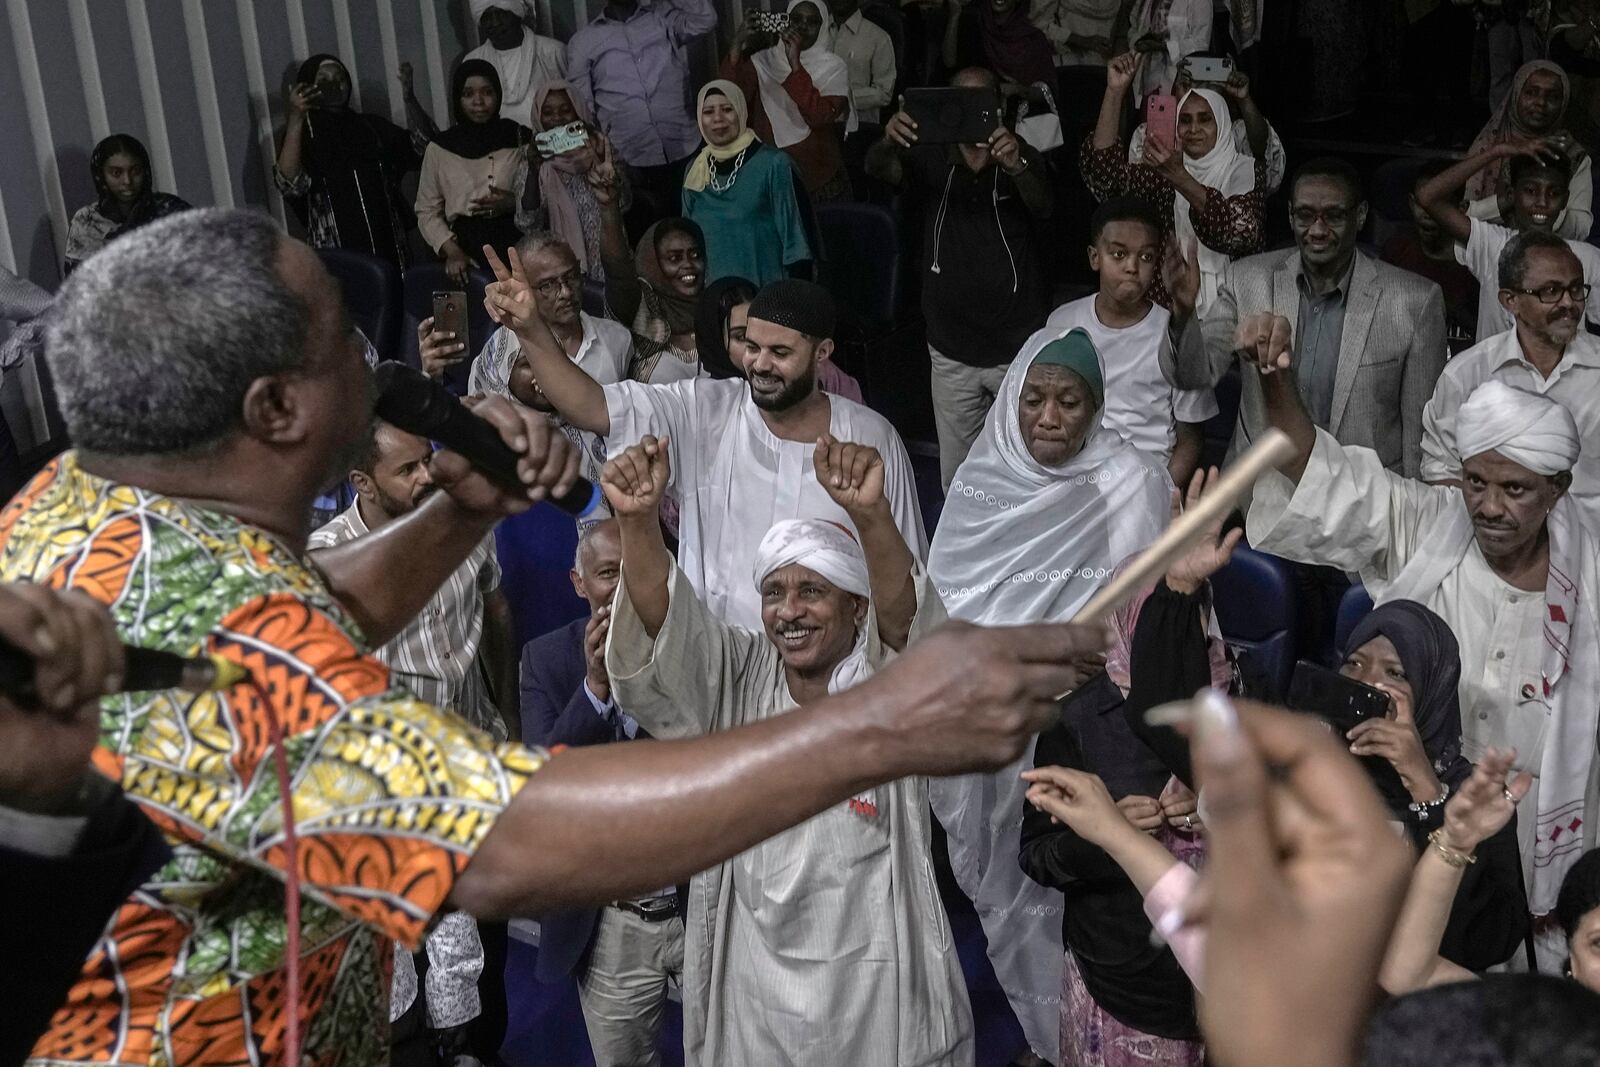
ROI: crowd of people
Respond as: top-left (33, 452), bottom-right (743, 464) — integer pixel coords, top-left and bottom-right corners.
top-left (8, 2), bottom-right (1600, 1067)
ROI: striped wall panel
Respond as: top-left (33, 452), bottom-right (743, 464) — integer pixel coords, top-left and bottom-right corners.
top-left (0, 0), bottom-right (744, 291)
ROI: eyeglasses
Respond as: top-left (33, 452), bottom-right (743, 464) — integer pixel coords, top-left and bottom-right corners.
top-left (534, 269), bottom-right (582, 299)
top-left (1290, 207), bottom-right (1353, 228)
top-left (1506, 281), bottom-right (1592, 304)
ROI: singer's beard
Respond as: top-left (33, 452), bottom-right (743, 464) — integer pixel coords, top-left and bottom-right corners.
top-left (748, 372), bottom-right (815, 413)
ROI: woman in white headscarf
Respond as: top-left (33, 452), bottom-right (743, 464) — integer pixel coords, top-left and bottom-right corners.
top-left (1084, 51), bottom-right (1266, 313)
top-left (928, 326), bottom-right (1171, 1063)
top-left (723, 0), bottom-right (855, 201)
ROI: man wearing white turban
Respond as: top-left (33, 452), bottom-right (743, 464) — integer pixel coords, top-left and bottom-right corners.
top-left (1422, 230), bottom-right (1600, 527)
top-left (465, 0), bottom-right (567, 127)
top-left (600, 432), bottom-right (976, 1066)
top-left (1244, 316), bottom-right (1600, 972)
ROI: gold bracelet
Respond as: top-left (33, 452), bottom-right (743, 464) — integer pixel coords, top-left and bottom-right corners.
top-left (1427, 828), bottom-right (1477, 869)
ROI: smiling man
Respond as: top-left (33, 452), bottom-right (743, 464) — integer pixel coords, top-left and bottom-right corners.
top-left (490, 270), bottom-right (926, 630)
top-left (600, 432), bottom-right (973, 1066)
top-left (1241, 316), bottom-right (1600, 971)
top-left (1421, 231), bottom-right (1600, 527)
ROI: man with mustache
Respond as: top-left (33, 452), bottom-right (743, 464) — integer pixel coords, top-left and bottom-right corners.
top-left (1240, 313), bottom-right (1600, 971)
top-left (310, 419), bottom-right (519, 1064)
top-left (1422, 231), bottom-right (1600, 527)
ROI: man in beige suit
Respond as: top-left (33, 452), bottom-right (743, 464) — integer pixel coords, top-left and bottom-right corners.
top-left (1160, 157), bottom-right (1448, 478)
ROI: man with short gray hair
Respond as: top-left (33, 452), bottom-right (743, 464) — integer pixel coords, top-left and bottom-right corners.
top-left (5, 208), bottom-right (1097, 1067)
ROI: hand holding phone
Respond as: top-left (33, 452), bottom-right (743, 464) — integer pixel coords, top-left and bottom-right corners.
top-left (1145, 93), bottom-right (1177, 152)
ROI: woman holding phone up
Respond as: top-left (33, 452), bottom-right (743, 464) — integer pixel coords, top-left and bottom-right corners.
top-left (1082, 51), bottom-right (1266, 314)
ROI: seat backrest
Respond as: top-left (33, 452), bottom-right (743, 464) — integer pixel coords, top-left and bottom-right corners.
top-left (317, 248), bottom-right (403, 362)
top-left (1211, 546), bottom-right (1297, 695)
top-left (495, 506), bottom-right (588, 649)
top-left (581, 278), bottom-right (608, 320)
top-left (1333, 583), bottom-right (1375, 655)
top-left (815, 201), bottom-right (899, 334)
top-left (402, 263), bottom-right (497, 395)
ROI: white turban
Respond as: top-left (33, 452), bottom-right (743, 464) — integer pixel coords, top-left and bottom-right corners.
top-left (1455, 380), bottom-right (1580, 476)
top-left (470, 0), bottom-right (532, 22)
top-left (752, 519), bottom-right (871, 598)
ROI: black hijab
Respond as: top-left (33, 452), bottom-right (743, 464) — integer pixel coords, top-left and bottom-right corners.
top-left (694, 276), bottom-right (758, 379)
top-left (1345, 600), bottom-right (1473, 790)
top-left (434, 59), bottom-right (529, 159)
top-left (89, 134), bottom-right (157, 226)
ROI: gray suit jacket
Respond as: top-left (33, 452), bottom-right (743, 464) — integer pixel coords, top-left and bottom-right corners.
top-left (1160, 248), bottom-right (1448, 476)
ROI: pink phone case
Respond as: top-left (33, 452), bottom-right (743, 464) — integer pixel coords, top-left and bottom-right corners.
top-left (1146, 93), bottom-right (1177, 151)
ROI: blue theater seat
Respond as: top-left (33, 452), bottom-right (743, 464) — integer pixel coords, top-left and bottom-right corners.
top-left (402, 263), bottom-right (497, 396)
top-left (1211, 546), bottom-right (1297, 696)
top-left (1333, 583), bottom-right (1375, 655)
top-left (316, 248), bottom-right (403, 362)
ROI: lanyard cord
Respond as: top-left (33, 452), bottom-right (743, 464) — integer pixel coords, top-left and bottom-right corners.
top-left (252, 676), bottom-right (303, 1066)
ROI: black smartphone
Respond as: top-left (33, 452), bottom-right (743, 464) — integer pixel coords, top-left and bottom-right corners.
top-left (1286, 660), bottom-right (1410, 809)
top-left (903, 87), bottom-right (1001, 145)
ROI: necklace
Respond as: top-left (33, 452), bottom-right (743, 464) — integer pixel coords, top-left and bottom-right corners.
top-left (708, 147), bottom-right (749, 193)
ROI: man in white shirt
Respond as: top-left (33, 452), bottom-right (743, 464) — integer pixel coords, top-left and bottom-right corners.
top-left (1417, 138), bottom-right (1600, 342)
top-left (1047, 197), bottom-right (1214, 486)
top-left (466, 0), bottom-right (567, 126)
top-left (486, 260), bottom-right (927, 630)
top-left (1422, 230), bottom-right (1600, 527)
top-left (826, 0), bottom-right (896, 128)
top-left (1236, 311), bottom-right (1600, 970)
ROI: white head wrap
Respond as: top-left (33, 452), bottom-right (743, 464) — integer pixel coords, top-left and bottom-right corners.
top-left (751, 518), bottom-right (870, 598)
top-left (750, 0), bottom-right (857, 148)
top-left (1455, 380), bottom-right (1580, 476)
top-left (469, 0), bottom-right (532, 22)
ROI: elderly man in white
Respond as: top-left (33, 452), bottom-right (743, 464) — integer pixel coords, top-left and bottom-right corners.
top-left (598, 431), bottom-right (974, 1066)
top-left (1239, 307), bottom-right (1600, 971)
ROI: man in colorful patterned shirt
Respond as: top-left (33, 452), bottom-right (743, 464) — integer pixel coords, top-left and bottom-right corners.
top-left (4, 208), bottom-right (1105, 1066)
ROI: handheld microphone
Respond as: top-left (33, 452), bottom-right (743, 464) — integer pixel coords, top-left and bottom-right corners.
top-left (0, 639), bottom-right (250, 704)
top-left (374, 361), bottom-right (604, 519)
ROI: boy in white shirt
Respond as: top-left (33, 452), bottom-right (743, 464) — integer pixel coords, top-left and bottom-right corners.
top-left (1046, 197), bottom-right (1217, 487)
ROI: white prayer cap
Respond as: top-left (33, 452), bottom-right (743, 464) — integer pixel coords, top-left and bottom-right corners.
top-left (752, 519), bottom-right (871, 598)
top-left (1455, 380), bottom-right (1580, 476)
top-left (470, 0), bottom-right (533, 22)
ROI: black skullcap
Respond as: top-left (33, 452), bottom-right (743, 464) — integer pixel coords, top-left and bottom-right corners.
top-left (746, 279), bottom-right (836, 341)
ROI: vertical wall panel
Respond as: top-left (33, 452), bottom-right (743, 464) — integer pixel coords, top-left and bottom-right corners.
top-left (6, 0), bottom-right (70, 273)
top-left (143, 0), bottom-right (211, 203)
top-left (180, 0), bottom-right (235, 207)
top-left (230, 0), bottom-right (287, 224)
top-left (0, 6), bottom-right (50, 280)
top-left (66, 0), bottom-right (110, 140)
top-left (93, 4), bottom-right (151, 140)
top-left (123, 0), bottom-right (178, 191)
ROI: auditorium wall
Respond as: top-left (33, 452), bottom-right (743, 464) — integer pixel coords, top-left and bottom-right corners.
top-left (0, 0), bottom-right (731, 290)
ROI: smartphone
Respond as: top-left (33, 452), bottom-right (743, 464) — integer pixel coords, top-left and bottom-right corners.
top-left (1184, 56), bottom-right (1234, 84)
top-left (535, 121), bottom-right (589, 158)
top-left (904, 87), bottom-right (1001, 145)
top-left (750, 10), bottom-right (789, 34)
top-left (431, 291), bottom-right (469, 357)
top-left (1146, 93), bottom-right (1178, 152)
top-left (1287, 660), bottom-right (1410, 808)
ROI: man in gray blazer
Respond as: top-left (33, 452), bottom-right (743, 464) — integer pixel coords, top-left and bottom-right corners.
top-left (1160, 157), bottom-right (1448, 478)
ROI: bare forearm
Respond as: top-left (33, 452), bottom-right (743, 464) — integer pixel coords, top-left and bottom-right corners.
top-left (1093, 86), bottom-right (1127, 151)
top-left (1238, 99), bottom-right (1269, 160)
top-left (1168, 422), bottom-right (1203, 489)
top-left (599, 201), bottom-right (642, 325)
top-left (1101, 823), bottom-right (1182, 896)
top-left (1259, 369), bottom-right (1316, 483)
top-left (852, 503), bottom-right (917, 651)
top-left (617, 512), bottom-right (672, 638)
top-left (1418, 150), bottom-right (1497, 244)
top-left (312, 495), bottom-right (497, 646)
top-left (404, 91), bottom-right (439, 143)
top-left (517, 330), bottom-right (611, 434)
top-left (453, 688), bottom-right (892, 915)
top-left (1379, 850), bottom-right (1469, 995)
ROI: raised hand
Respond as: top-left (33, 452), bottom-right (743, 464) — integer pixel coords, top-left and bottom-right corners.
top-left (1347, 716), bottom-right (1441, 805)
top-left (417, 316), bottom-right (467, 379)
top-left (601, 435), bottom-right (672, 518)
top-left (584, 606), bottom-right (613, 703)
top-left (429, 394), bottom-right (582, 516)
top-left (814, 434), bottom-right (885, 515)
top-left (884, 98), bottom-right (919, 148)
top-left (0, 584), bottom-right (126, 811)
top-left (1221, 70), bottom-right (1251, 102)
top-left (1438, 747), bottom-right (1532, 854)
top-left (781, 26), bottom-right (803, 68)
top-left (1021, 765), bottom-right (1138, 847)
top-left (1161, 236), bottom-right (1201, 323)
top-left (483, 244), bottom-right (545, 340)
top-left (1165, 466), bottom-right (1243, 594)
top-left (989, 126), bottom-right (1024, 174)
top-left (287, 82), bottom-right (318, 117)
top-left (1106, 51), bottom-right (1139, 94)
top-left (1143, 133), bottom-right (1186, 182)
top-left (585, 134), bottom-right (620, 206)
top-left (1233, 312), bottom-right (1294, 374)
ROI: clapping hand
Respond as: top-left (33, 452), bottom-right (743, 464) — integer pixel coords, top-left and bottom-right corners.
top-left (1233, 312), bottom-right (1294, 375)
top-left (814, 434), bottom-right (886, 516)
top-left (1438, 747), bottom-right (1532, 855)
top-left (601, 435), bottom-right (672, 517)
top-left (1160, 237), bottom-right (1201, 323)
top-left (583, 606), bottom-right (613, 703)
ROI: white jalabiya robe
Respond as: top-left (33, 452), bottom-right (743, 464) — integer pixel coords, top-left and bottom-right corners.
top-left (602, 377), bottom-right (928, 632)
top-left (607, 565), bottom-right (975, 1066)
top-left (1249, 428), bottom-right (1600, 958)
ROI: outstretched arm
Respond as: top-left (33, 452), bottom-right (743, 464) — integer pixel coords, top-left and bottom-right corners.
top-left (815, 436), bottom-right (917, 651)
top-left (587, 136), bottom-right (643, 328)
top-left (602, 436), bottom-right (674, 639)
top-left (1417, 142), bottom-right (1538, 246)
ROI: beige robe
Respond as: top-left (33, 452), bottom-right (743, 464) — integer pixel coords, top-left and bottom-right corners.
top-left (606, 565), bottom-right (974, 1066)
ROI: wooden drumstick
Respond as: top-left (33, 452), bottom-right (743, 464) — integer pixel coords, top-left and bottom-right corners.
top-left (1069, 428), bottom-right (1296, 627)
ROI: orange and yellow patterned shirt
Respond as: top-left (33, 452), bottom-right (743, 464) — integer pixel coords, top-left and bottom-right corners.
top-left (0, 454), bottom-right (545, 1067)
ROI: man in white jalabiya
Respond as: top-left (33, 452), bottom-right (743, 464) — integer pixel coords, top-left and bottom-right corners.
top-left (601, 432), bottom-right (974, 1066)
top-left (1242, 308), bottom-right (1600, 970)
top-left (927, 327), bottom-right (1171, 1062)
top-left (484, 262), bottom-right (926, 629)
top-left (465, 0), bottom-right (567, 126)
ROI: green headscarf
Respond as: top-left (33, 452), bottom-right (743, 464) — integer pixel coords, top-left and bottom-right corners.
top-left (1027, 328), bottom-right (1104, 409)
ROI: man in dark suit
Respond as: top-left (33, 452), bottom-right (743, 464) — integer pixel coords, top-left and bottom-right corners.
top-left (520, 519), bottom-right (685, 1067)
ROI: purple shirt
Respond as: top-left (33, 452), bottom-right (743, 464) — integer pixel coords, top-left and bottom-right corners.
top-left (567, 0), bottom-right (717, 167)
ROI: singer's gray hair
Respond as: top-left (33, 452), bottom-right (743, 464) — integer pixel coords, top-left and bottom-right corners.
top-left (45, 208), bottom-right (309, 456)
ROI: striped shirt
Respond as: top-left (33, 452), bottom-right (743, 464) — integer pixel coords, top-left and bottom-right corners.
top-left (310, 501), bottom-right (504, 739)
